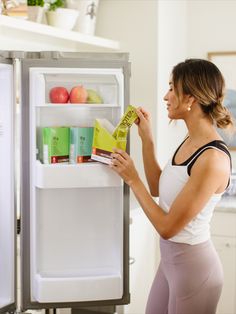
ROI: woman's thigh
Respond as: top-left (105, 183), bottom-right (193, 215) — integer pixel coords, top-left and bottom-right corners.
top-left (163, 240), bottom-right (223, 314)
top-left (145, 262), bottom-right (169, 314)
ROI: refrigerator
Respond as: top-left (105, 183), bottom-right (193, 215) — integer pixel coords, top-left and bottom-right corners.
top-left (0, 51), bottom-right (130, 312)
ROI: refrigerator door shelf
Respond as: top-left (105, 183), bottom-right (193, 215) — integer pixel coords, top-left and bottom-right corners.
top-left (31, 68), bottom-right (124, 109)
top-left (35, 160), bottom-right (123, 188)
top-left (33, 273), bottom-right (122, 303)
top-left (38, 103), bottom-right (120, 108)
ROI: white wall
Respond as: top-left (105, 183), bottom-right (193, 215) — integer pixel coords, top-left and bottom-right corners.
top-left (187, 0), bottom-right (236, 57)
top-left (187, 0), bottom-right (236, 168)
top-left (96, 0), bottom-right (158, 209)
top-left (156, 0), bottom-right (236, 168)
top-left (156, 0), bottom-right (188, 167)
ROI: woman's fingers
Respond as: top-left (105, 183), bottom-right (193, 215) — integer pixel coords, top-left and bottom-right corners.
top-left (136, 107), bottom-right (145, 120)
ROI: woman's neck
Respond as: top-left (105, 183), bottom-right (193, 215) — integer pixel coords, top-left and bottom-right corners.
top-left (184, 114), bottom-right (221, 145)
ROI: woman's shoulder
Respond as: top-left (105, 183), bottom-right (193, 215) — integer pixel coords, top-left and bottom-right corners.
top-left (190, 147), bottom-right (231, 185)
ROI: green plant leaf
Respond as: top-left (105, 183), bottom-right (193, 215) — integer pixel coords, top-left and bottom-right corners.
top-left (27, 0), bottom-right (44, 6)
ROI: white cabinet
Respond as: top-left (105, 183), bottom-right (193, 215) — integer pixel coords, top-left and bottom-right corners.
top-left (211, 210), bottom-right (236, 314)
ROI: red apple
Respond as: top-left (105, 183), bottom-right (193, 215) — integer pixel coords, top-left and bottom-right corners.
top-left (69, 85), bottom-right (88, 103)
top-left (49, 87), bottom-right (69, 103)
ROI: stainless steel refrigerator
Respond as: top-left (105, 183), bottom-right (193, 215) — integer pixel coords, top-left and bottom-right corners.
top-left (0, 51), bottom-right (130, 312)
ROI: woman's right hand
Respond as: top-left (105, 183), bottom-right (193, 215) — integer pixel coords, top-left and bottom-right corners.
top-left (135, 107), bottom-right (153, 142)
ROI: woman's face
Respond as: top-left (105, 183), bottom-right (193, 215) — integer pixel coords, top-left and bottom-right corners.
top-left (163, 79), bottom-right (190, 120)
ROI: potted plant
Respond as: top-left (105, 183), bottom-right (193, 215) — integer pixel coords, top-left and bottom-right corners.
top-left (45, 0), bottom-right (79, 30)
top-left (45, 0), bottom-right (65, 11)
top-left (27, 0), bottom-right (45, 23)
top-left (27, 0), bottom-right (44, 6)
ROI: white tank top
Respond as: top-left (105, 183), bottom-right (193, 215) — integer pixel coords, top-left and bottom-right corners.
top-left (159, 139), bottom-right (231, 245)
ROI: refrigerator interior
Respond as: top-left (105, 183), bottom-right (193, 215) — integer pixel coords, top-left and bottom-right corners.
top-left (29, 67), bottom-right (125, 302)
top-left (0, 64), bottom-right (15, 308)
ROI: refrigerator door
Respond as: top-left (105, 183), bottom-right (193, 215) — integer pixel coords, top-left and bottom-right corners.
top-left (0, 57), bottom-right (16, 312)
top-left (20, 52), bottom-right (130, 311)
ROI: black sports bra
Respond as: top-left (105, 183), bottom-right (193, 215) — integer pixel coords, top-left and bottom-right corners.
top-left (172, 138), bottom-right (232, 177)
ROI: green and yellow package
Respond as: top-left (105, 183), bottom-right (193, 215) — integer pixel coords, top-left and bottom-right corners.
top-left (91, 105), bottom-right (138, 164)
top-left (112, 105), bottom-right (138, 139)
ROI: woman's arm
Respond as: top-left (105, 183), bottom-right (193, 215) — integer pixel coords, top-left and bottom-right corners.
top-left (135, 108), bottom-right (162, 196)
top-left (110, 148), bottom-right (230, 239)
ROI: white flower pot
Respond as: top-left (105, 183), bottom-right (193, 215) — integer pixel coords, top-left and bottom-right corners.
top-left (67, 0), bottom-right (99, 35)
top-left (46, 8), bottom-right (79, 30)
top-left (27, 6), bottom-right (45, 23)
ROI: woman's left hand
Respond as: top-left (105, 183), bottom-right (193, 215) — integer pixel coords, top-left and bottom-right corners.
top-left (110, 148), bottom-right (140, 186)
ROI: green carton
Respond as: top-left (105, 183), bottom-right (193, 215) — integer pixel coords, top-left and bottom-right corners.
top-left (39, 127), bottom-right (70, 164)
top-left (69, 127), bottom-right (94, 163)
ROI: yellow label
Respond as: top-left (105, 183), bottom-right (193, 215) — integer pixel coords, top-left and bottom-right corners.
top-left (112, 105), bottom-right (138, 139)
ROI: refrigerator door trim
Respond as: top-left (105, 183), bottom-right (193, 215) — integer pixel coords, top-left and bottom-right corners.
top-left (0, 59), bottom-right (17, 313)
top-left (20, 53), bottom-right (130, 311)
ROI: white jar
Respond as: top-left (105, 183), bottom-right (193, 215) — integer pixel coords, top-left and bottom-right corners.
top-left (46, 8), bottom-right (79, 30)
top-left (68, 0), bottom-right (99, 36)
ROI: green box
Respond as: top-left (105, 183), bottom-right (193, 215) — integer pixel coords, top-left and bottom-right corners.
top-left (69, 127), bottom-right (94, 163)
top-left (39, 127), bottom-right (70, 164)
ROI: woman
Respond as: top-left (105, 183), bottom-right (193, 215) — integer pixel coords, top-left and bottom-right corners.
top-left (110, 59), bottom-right (234, 314)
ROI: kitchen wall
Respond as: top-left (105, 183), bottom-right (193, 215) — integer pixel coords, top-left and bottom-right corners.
top-left (187, 0), bottom-right (236, 169)
top-left (156, 0), bottom-right (236, 169)
top-left (96, 0), bottom-right (158, 210)
top-left (156, 0), bottom-right (188, 167)
top-left (156, 0), bottom-right (236, 168)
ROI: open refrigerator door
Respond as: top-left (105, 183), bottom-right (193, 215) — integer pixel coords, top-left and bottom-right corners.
top-left (20, 52), bottom-right (130, 311)
top-left (0, 56), bottom-right (16, 313)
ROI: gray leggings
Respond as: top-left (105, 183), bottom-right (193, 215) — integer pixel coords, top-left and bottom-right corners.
top-left (145, 238), bottom-right (223, 314)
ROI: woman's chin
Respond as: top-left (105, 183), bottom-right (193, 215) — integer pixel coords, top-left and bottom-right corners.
top-left (167, 112), bottom-right (174, 119)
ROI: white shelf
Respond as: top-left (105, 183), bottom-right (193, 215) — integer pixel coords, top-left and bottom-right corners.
top-left (38, 103), bottom-right (119, 108)
top-left (34, 273), bottom-right (122, 302)
top-left (35, 160), bottom-right (122, 188)
top-left (0, 15), bottom-right (120, 50)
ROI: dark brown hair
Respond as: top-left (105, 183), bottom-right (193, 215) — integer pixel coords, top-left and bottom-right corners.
top-left (172, 59), bottom-right (234, 129)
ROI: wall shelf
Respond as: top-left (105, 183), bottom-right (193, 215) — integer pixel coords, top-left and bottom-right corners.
top-left (0, 15), bottom-right (120, 50)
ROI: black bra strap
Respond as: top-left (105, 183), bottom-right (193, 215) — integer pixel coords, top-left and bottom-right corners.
top-left (172, 136), bottom-right (189, 165)
top-left (172, 138), bottom-right (226, 166)
top-left (187, 144), bottom-right (232, 189)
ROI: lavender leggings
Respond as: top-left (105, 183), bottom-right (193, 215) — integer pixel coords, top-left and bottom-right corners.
top-left (145, 238), bottom-right (223, 314)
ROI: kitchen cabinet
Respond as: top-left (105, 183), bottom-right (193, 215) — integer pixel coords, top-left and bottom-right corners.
top-left (211, 209), bottom-right (236, 314)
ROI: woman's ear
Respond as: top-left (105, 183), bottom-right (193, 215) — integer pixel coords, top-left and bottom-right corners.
top-left (186, 94), bottom-right (196, 106)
